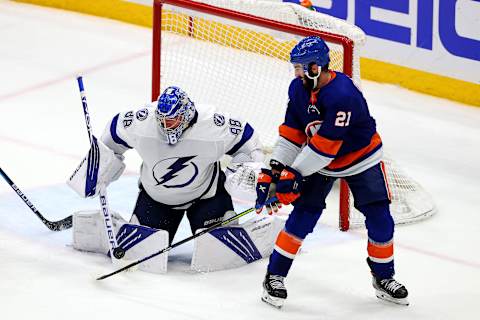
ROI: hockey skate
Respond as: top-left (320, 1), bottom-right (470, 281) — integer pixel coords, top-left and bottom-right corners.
top-left (372, 276), bottom-right (409, 306)
top-left (261, 273), bottom-right (287, 309)
top-left (366, 257), bottom-right (409, 305)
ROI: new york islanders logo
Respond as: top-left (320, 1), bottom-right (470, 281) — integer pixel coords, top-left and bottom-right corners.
top-left (152, 156), bottom-right (198, 188)
top-left (305, 120), bottom-right (323, 140)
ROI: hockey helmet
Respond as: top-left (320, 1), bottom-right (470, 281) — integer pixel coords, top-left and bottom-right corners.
top-left (290, 36), bottom-right (330, 89)
top-left (156, 86), bottom-right (196, 145)
top-left (290, 36), bottom-right (330, 70)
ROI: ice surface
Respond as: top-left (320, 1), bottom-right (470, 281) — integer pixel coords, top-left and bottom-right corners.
top-left (1, 2), bottom-right (479, 319)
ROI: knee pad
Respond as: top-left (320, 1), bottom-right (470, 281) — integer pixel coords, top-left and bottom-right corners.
top-left (359, 201), bottom-right (394, 243)
top-left (285, 208), bottom-right (322, 239)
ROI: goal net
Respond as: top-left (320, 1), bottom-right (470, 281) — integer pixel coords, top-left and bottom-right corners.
top-left (152, 0), bottom-right (436, 230)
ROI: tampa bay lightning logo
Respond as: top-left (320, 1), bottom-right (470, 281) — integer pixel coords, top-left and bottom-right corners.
top-left (136, 108), bottom-right (149, 121)
top-left (153, 156), bottom-right (199, 188)
top-left (213, 113), bottom-right (225, 126)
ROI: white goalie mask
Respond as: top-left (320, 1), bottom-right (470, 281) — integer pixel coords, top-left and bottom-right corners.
top-left (156, 86), bottom-right (197, 145)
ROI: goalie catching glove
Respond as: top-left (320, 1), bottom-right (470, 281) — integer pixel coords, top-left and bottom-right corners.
top-left (67, 136), bottom-right (125, 198)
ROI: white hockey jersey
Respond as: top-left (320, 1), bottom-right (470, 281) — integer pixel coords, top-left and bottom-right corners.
top-left (101, 103), bottom-right (262, 208)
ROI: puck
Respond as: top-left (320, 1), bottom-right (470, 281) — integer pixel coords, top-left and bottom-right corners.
top-left (112, 247), bottom-right (125, 259)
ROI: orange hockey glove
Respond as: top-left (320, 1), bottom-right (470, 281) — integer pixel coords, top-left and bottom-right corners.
top-left (275, 166), bottom-right (304, 205)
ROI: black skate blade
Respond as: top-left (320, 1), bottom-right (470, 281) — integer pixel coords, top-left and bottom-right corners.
top-left (262, 290), bottom-right (285, 309)
top-left (375, 291), bottom-right (409, 306)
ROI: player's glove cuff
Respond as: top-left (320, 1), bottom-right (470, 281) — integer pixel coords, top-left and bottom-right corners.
top-left (269, 159), bottom-right (285, 175)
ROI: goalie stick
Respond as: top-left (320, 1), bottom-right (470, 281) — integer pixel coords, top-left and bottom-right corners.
top-left (0, 167), bottom-right (72, 231)
top-left (97, 197), bottom-right (278, 280)
top-left (76, 76), bottom-right (125, 261)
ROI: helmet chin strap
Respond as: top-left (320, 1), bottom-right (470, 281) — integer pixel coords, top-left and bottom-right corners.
top-left (304, 71), bottom-right (320, 91)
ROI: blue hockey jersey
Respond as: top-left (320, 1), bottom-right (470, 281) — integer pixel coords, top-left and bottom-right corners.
top-left (271, 71), bottom-right (383, 177)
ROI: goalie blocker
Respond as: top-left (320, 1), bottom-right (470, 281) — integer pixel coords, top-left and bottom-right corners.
top-left (68, 136), bottom-right (125, 198)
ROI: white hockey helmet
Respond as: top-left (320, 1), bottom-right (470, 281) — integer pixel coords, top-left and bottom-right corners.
top-left (156, 86), bottom-right (196, 145)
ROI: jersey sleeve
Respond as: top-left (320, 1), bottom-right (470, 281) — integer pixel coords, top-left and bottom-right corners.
top-left (222, 114), bottom-right (264, 163)
top-left (100, 110), bottom-right (135, 155)
top-left (271, 91), bottom-right (307, 167)
top-left (291, 95), bottom-right (352, 176)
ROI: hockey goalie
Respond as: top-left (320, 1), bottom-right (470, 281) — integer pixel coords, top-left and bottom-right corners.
top-left (67, 86), bottom-right (285, 273)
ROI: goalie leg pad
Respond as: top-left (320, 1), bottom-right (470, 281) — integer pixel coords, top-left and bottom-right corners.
top-left (191, 215), bottom-right (285, 272)
top-left (73, 210), bottom-right (169, 274)
top-left (73, 210), bottom-right (126, 254)
top-left (115, 223), bottom-right (169, 274)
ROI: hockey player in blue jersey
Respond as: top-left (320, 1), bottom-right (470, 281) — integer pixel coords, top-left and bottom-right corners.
top-left (255, 36), bottom-right (409, 308)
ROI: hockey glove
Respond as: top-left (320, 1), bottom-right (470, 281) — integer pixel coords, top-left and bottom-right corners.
top-left (255, 168), bottom-right (281, 214)
top-left (275, 166), bottom-right (303, 205)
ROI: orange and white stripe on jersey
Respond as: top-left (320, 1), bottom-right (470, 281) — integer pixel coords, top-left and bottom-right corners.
top-left (308, 134), bottom-right (343, 158)
top-left (279, 124), bottom-right (307, 147)
top-left (327, 132), bottom-right (382, 171)
top-left (273, 229), bottom-right (303, 259)
top-left (368, 238), bottom-right (394, 263)
top-left (380, 160), bottom-right (392, 201)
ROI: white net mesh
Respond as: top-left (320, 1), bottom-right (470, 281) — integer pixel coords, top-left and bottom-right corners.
top-left (154, 0), bottom-right (436, 228)
top-left (157, 0), bottom-right (364, 149)
top-left (348, 155), bottom-right (437, 228)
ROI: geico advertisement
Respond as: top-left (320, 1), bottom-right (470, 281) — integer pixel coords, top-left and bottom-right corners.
top-left (285, 0), bottom-right (479, 84)
top-left (60, 0), bottom-right (480, 85)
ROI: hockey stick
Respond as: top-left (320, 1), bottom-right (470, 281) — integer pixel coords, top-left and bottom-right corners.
top-left (0, 167), bottom-right (72, 231)
top-left (97, 197), bottom-right (278, 280)
top-left (76, 76), bottom-right (125, 260)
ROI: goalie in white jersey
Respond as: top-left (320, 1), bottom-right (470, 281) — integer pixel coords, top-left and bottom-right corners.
top-left (90, 86), bottom-right (263, 243)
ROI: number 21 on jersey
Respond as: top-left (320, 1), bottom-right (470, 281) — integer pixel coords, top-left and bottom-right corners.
top-left (335, 111), bottom-right (351, 127)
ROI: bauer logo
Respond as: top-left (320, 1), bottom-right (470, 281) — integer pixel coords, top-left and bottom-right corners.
top-left (210, 228), bottom-right (262, 263)
top-left (12, 184), bottom-right (38, 212)
top-left (69, 157), bottom-right (87, 181)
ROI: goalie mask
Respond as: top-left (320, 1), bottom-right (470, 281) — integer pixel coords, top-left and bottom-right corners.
top-left (290, 36), bottom-right (330, 90)
top-left (156, 86), bottom-right (197, 145)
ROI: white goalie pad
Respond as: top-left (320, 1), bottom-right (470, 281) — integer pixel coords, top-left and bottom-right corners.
top-left (191, 214), bottom-right (285, 272)
top-left (224, 161), bottom-right (264, 204)
top-left (67, 137), bottom-right (125, 198)
top-left (73, 210), bottom-right (169, 274)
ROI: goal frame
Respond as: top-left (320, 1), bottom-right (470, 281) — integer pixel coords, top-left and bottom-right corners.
top-left (152, 0), bottom-right (356, 231)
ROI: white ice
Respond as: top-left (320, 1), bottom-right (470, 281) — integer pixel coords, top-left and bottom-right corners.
top-left (1, 1), bottom-right (479, 319)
